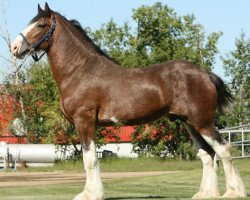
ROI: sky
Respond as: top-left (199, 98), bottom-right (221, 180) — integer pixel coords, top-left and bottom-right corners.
top-left (1, 0), bottom-right (250, 81)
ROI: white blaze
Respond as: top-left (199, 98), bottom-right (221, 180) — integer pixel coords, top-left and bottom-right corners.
top-left (11, 22), bottom-right (38, 56)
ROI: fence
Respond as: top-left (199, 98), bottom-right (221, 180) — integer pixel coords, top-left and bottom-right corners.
top-left (219, 124), bottom-right (250, 159)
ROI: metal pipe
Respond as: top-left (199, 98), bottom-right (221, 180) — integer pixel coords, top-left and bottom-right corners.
top-left (0, 144), bottom-right (55, 163)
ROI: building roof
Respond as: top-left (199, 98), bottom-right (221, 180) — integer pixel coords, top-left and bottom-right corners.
top-left (104, 126), bottom-right (135, 143)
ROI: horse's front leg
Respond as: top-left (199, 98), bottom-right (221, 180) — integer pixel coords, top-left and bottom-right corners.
top-left (73, 113), bottom-right (104, 200)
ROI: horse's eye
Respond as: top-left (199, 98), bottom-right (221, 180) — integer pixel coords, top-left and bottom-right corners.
top-left (38, 24), bottom-right (46, 29)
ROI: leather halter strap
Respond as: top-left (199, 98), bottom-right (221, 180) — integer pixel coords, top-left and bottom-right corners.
top-left (19, 15), bottom-right (56, 62)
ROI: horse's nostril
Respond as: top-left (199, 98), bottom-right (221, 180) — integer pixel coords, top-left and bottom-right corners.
top-left (13, 45), bottom-right (18, 51)
top-left (11, 45), bottom-right (18, 54)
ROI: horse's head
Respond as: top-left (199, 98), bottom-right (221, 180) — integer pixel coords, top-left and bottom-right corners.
top-left (11, 3), bottom-right (56, 60)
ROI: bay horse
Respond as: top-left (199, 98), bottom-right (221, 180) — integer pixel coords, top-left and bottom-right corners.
top-left (11, 3), bottom-right (246, 200)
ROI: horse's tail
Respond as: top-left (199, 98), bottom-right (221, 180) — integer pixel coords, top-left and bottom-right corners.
top-left (209, 73), bottom-right (234, 113)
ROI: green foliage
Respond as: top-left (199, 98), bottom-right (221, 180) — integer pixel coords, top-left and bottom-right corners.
top-left (91, 2), bottom-right (222, 71)
top-left (221, 31), bottom-right (250, 126)
top-left (27, 62), bottom-right (61, 143)
top-left (7, 62), bottom-right (65, 143)
top-left (132, 119), bottom-right (197, 159)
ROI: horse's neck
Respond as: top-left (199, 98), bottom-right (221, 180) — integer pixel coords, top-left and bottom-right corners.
top-left (47, 16), bottom-right (115, 88)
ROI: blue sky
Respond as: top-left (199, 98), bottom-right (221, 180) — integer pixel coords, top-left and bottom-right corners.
top-left (1, 0), bottom-right (250, 80)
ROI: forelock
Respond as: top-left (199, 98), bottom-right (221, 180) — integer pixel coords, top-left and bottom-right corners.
top-left (29, 11), bottom-right (47, 24)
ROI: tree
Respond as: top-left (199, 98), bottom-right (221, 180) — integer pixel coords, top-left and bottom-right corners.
top-left (0, 1), bottom-right (27, 136)
top-left (91, 3), bottom-right (221, 71)
top-left (90, 2), bottom-right (222, 158)
top-left (221, 31), bottom-right (250, 126)
top-left (0, 92), bottom-right (19, 135)
top-left (132, 119), bottom-right (196, 159)
top-left (6, 62), bottom-right (60, 143)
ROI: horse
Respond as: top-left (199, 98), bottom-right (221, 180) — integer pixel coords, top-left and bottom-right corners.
top-left (11, 3), bottom-right (246, 200)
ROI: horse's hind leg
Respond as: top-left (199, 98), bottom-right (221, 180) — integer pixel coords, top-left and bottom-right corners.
top-left (183, 123), bottom-right (220, 199)
top-left (196, 125), bottom-right (247, 198)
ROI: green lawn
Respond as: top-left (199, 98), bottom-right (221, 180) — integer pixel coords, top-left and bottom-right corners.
top-left (1, 158), bottom-right (250, 200)
top-left (19, 157), bottom-right (202, 172)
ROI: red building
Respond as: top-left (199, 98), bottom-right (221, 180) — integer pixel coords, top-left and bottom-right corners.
top-left (0, 134), bottom-right (27, 144)
top-left (104, 126), bottom-right (134, 143)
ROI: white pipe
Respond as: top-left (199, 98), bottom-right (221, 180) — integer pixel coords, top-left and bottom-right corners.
top-left (0, 144), bottom-right (55, 163)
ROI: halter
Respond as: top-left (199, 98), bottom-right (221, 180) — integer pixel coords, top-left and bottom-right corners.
top-left (19, 15), bottom-right (56, 62)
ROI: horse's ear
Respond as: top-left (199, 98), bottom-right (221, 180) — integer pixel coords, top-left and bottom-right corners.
top-left (44, 2), bottom-right (51, 13)
top-left (38, 4), bottom-right (43, 13)
top-left (37, 4), bottom-right (43, 13)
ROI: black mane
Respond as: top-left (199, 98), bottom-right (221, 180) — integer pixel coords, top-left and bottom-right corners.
top-left (68, 19), bottom-right (119, 64)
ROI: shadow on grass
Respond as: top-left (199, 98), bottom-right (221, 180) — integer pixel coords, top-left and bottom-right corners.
top-left (106, 196), bottom-right (171, 200)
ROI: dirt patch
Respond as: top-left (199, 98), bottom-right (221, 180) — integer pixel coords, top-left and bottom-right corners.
top-left (0, 171), bottom-right (177, 187)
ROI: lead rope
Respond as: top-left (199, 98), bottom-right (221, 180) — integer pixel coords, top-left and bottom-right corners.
top-left (0, 50), bottom-right (33, 92)
top-left (1, 15), bottom-right (56, 92)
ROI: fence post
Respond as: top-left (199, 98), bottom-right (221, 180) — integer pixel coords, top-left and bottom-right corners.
top-left (219, 124), bottom-right (250, 159)
top-left (241, 128), bottom-right (244, 157)
top-left (228, 131), bottom-right (231, 143)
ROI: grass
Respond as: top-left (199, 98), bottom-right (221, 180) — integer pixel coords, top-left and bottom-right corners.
top-left (17, 157), bottom-right (202, 172)
top-left (1, 158), bottom-right (250, 199)
top-left (1, 170), bottom-right (250, 200)
top-left (17, 157), bottom-right (250, 174)
top-left (100, 157), bottom-right (202, 172)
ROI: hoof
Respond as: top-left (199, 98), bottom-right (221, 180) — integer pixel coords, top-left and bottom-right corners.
top-left (222, 189), bottom-right (247, 199)
top-left (73, 192), bottom-right (87, 200)
top-left (73, 191), bottom-right (104, 200)
top-left (192, 191), bottom-right (221, 199)
top-left (192, 192), bottom-right (204, 199)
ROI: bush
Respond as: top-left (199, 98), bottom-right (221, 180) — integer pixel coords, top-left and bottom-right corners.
top-left (131, 118), bottom-right (197, 160)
